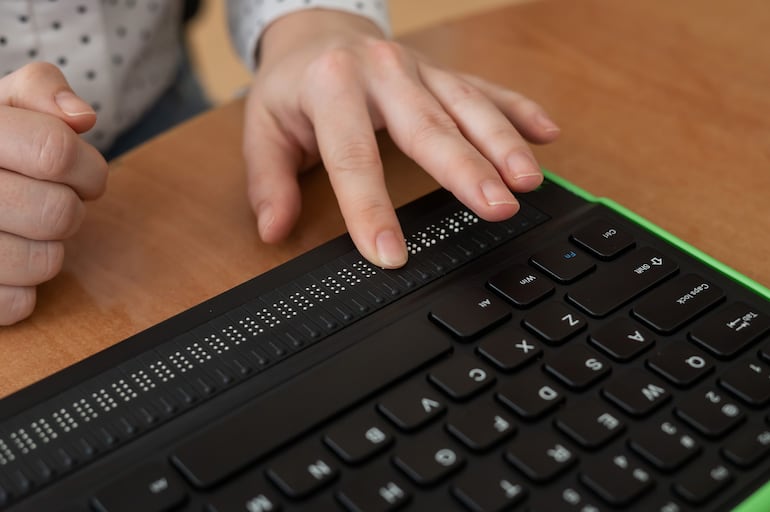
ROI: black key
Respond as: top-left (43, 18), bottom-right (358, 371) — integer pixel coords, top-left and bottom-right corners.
top-left (428, 355), bottom-right (495, 400)
top-left (488, 265), bottom-right (554, 307)
top-left (170, 317), bottom-right (451, 488)
top-left (721, 423), bottom-right (770, 468)
top-left (567, 247), bottom-right (678, 317)
top-left (206, 475), bottom-right (282, 512)
top-left (393, 440), bottom-right (464, 486)
top-left (544, 344), bottom-right (611, 390)
top-left (378, 381), bottom-right (447, 431)
top-left (633, 274), bottom-right (724, 333)
top-left (675, 388), bottom-right (745, 438)
top-left (579, 452), bottom-right (654, 507)
top-left (429, 286), bottom-right (511, 340)
top-left (647, 343), bottom-right (714, 387)
top-left (267, 447), bottom-right (339, 499)
top-left (537, 485), bottom-right (607, 511)
top-left (673, 462), bottom-right (733, 505)
top-left (91, 462), bottom-right (187, 512)
top-left (570, 217), bottom-right (635, 259)
top-left (446, 400), bottom-right (516, 451)
top-left (530, 242), bottom-right (596, 283)
top-left (602, 369), bottom-right (671, 416)
top-left (689, 302), bottom-right (770, 358)
top-left (496, 369), bottom-right (564, 420)
top-left (555, 401), bottom-right (625, 449)
top-left (761, 340), bottom-right (770, 363)
top-left (523, 302), bottom-right (587, 344)
top-left (324, 413), bottom-right (393, 465)
top-left (719, 360), bottom-right (770, 406)
top-left (629, 419), bottom-right (701, 472)
top-left (476, 325), bottom-right (542, 371)
top-left (452, 468), bottom-right (527, 512)
top-left (337, 465), bottom-right (411, 512)
top-left (505, 431), bottom-right (577, 482)
top-left (589, 317), bottom-right (655, 361)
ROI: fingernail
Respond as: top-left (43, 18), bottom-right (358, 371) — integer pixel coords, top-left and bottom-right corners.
top-left (480, 179), bottom-right (518, 207)
top-left (258, 203), bottom-right (274, 237)
top-left (506, 152), bottom-right (543, 189)
top-left (54, 90), bottom-right (95, 117)
top-left (536, 112), bottom-right (560, 133)
top-left (375, 229), bottom-right (407, 268)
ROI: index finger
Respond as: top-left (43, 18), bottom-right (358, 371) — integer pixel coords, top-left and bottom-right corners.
top-left (0, 106), bottom-right (107, 200)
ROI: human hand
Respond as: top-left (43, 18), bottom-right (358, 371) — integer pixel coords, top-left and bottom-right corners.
top-left (242, 10), bottom-right (559, 269)
top-left (0, 63), bottom-right (108, 325)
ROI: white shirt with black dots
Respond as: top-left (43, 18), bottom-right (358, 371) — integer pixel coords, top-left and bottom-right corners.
top-left (0, 0), bottom-right (391, 151)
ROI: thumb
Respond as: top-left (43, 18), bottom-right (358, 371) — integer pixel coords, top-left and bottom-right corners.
top-left (0, 62), bottom-right (96, 134)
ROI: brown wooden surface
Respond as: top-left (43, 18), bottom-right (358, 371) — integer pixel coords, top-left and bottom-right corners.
top-left (2, 0), bottom-right (769, 398)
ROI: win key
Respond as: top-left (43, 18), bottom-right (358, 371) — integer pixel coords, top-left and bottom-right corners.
top-left (567, 247), bottom-right (678, 317)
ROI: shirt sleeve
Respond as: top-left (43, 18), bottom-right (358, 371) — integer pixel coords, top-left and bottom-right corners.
top-left (226, 0), bottom-right (391, 70)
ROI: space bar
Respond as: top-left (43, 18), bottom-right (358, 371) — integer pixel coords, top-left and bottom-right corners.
top-left (170, 314), bottom-right (451, 488)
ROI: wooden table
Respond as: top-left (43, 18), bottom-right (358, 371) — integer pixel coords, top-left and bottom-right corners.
top-left (2, 0), bottom-right (768, 398)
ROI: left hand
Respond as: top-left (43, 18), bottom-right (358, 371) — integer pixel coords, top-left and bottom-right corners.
top-left (242, 9), bottom-right (560, 268)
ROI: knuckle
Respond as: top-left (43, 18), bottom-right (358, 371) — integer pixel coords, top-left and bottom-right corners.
top-left (307, 47), bottom-right (358, 83)
top-left (408, 110), bottom-right (458, 150)
top-left (26, 240), bottom-right (64, 283)
top-left (14, 61), bottom-right (63, 86)
top-left (32, 123), bottom-right (80, 181)
top-left (0, 287), bottom-right (36, 326)
top-left (327, 139), bottom-right (380, 176)
top-left (38, 185), bottom-right (84, 239)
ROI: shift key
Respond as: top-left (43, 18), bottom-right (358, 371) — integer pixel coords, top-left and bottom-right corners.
top-left (567, 247), bottom-right (678, 317)
top-left (170, 315), bottom-right (451, 488)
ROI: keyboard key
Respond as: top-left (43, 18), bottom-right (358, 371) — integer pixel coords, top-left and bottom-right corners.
top-left (505, 431), bottom-right (577, 482)
top-left (580, 453), bottom-right (654, 507)
top-left (170, 317), bottom-right (451, 488)
top-left (721, 423), bottom-right (770, 468)
top-left (523, 302), bottom-right (587, 344)
top-left (324, 413), bottom-right (393, 465)
top-left (689, 302), bottom-right (770, 358)
top-left (633, 274), bottom-right (724, 333)
top-left (567, 247), bottom-right (678, 317)
top-left (673, 462), bottom-right (733, 505)
top-left (393, 440), bottom-right (465, 486)
top-left (718, 360), bottom-right (770, 406)
top-left (429, 286), bottom-right (511, 340)
top-left (589, 317), bottom-right (655, 361)
top-left (476, 326), bottom-right (542, 371)
top-left (570, 217), bottom-right (635, 259)
top-left (266, 447), bottom-right (339, 499)
top-left (378, 381), bottom-right (447, 431)
top-left (446, 400), bottom-right (517, 451)
top-left (629, 419), bottom-right (701, 471)
top-left (555, 401), bottom-right (625, 449)
top-left (91, 462), bottom-right (187, 512)
top-left (675, 388), bottom-right (745, 438)
top-left (647, 343), bottom-right (714, 387)
top-left (206, 475), bottom-right (282, 512)
top-left (537, 485), bottom-right (606, 512)
top-left (602, 369), bottom-right (671, 416)
top-left (487, 265), bottom-right (554, 307)
top-left (496, 369), bottom-right (564, 420)
top-left (530, 242), bottom-right (596, 283)
top-left (337, 465), bottom-right (411, 512)
top-left (544, 344), bottom-right (611, 390)
top-left (451, 468), bottom-right (527, 511)
top-left (428, 355), bottom-right (495, 400)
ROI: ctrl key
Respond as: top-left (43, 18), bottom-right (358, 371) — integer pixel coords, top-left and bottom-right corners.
top-left (91, 462), bottom-right (187, 512)
top-left (206, 474), bottom-right (281, 512)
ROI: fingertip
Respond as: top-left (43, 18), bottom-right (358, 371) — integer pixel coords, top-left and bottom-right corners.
top-left (373, 228), bottom-right (408, 269)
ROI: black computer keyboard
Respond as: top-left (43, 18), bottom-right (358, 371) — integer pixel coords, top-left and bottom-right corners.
top-left (1, 178), bottom-right (769, 512)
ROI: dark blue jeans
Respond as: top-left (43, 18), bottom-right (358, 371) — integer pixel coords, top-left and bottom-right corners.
top-left (104, 51), bottom-right (212, 160)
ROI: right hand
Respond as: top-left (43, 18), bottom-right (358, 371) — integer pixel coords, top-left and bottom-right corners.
top-left (0, 62), bottom-right (108, 326)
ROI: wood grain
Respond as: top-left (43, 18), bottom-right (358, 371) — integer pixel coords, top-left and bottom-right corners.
top-left (1, 0), bottom-right (768, 398)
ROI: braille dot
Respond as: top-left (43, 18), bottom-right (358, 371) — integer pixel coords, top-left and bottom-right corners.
top-left (85, 70), bottom-right (96, 80)
top-left (91, 102), bottom-right (101, 112)
top-left (52, 21), bottom-right (61, 30)
top-left (28, 48), bottom-right (38, 58)
top-left (77, 5), bottom-right (87, 13)
top-left (0, 37), bottom-right (6, 46)
top-left (112, 55), bottom-right (123, 65)
top-left (18, 15), bottom-right (29, 23)
top-left (57, 56), bottom-right (67, 66)
top-left (81, 34), bottom-right (90, 44)
top-left (116, 26), bottom-right (127, 37)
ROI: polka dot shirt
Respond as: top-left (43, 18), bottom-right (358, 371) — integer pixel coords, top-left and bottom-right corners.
top-left (0, 0), bottom-right (391, 152)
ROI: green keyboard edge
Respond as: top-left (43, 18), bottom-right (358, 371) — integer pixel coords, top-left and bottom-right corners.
top-left (541, 169), bottom-right (770, 512)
